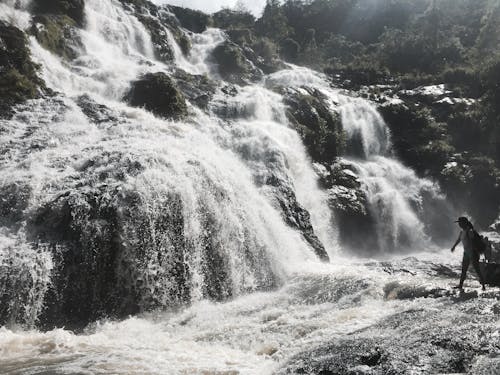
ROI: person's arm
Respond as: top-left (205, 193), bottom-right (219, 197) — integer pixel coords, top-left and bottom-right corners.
top-left (451, 233), bottom-right (460, 252)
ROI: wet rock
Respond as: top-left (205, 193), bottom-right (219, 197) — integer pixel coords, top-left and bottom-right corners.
top-left (0, 21), bottom-right (46, 118)
top-left (29, 184), bottom-right (191, 330)
top-left (125, 72), bottom-right (188, 119)
top-left (169, 5), bottom-right (213, 33)
top-left (32, 0), bottom-right (86, 27)
top-left (0, 182), bottom-right (32, 227)
top-left (278, 306), bottom-right (500, 374)
top-left (274, 180), bottom-right (329, 262)
top-left (30, 14), bottom-right (82, 60)
top-left (383, 281), bottom-right (451, 300)
top-left (253, 170), bottom-right (329, 262)
top-left (172, 69), bottom-right (217, 109)
top-left (315, 162), bottom-right (378, 255)
top-left (283, 87), bottom-right (345, 164)
top-left (120, 0), bottom-right (190, 61)
top-left (212, 41), bottom-right (263, 84)
top-left (76, 94), bottom-right (118, 124)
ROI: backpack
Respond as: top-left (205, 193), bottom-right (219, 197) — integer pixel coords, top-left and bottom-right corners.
top-left (471, 229), bottom-right (487, 254)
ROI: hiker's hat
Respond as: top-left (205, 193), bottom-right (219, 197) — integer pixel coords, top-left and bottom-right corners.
top-left (455, 216), bottom-right (469, 224)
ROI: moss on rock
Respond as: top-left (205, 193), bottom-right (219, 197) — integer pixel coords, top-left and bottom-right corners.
top-left (31, 14), bottom-right (81, 60)
top-left (0, 21), bottom-right (45, 117)
top-left (212, 41), bottom-right (262, 84)
top-left (284, 88), bottom-right (345, 164)
top-left (169, 6), bottom-right (213, 34)
top-left (32, 0), bottom-right (86, 27)
top-left (125, 72), bottom-right (188, 119)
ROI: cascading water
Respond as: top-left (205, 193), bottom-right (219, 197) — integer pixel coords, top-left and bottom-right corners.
top-left (1, 1), bottom-right (494, 374)
top-left (267, 67), bottom-right (442, 252)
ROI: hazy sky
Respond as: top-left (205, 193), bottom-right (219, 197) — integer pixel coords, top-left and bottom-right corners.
top-left (152, 0), bottom-right (267, 16)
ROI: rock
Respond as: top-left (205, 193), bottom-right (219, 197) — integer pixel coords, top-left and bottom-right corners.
top-left (172, 69), bottom-right (217, 109)
top-left (278, 306), bottom-right (500, 374)
top-left (212, 41), bottom-right (263, 84)
top-left (212, 9), bottom-right (255, 30)
top-left (31, 0), bottom-right (86, 27)
top-left (0, 21), bottom-right (46, 117)
top-left (76, 94), bottom-right (118, 124)
top-left (30, 14), bottom-right (82, 60)
top-left (28, 182), bottom-right (191, 330)
top-left (318, 162), bottom-right (378, 254)
top-left (169, 5), bottom-right (213, 33)
top-left (283, 87), bottom-right (345, 164)
top-left (379, 103), bottom-right (453, 176)
top-left (280, 38), bottom-right (300, 61)
top-left (0, 182), bottom-right (32, 227)
top-left (253, 169), bottom-right (329, 262)
top-left (120, 0), bottom-right (190, 61)
top-left (480, 262), bottom-right (500, 287)
top-left (125, 72), bottom-right (188, 119)
top-left (274, 180), bottom-right (329, 262)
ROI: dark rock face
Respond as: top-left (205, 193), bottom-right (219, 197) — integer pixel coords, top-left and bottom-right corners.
top-left (169, 5), bottom-right (213, 33)
top-left (120, 0), bottom-right (191, 61)
top-left (28, 182), bottom-right (191, 330)
top-left (317, 163), bottom-right (378, 254)
top-left (212, 41), bottom-right (263, 84)
top-left (172, 69), bottom-right (217, 109)
top-left (271, 178), bottom-right (329, 262)
top-left (125, 72), bottom-right (188, 119)
top-left (0, 22), bottom-right (45, 118)
top-left (283, 87), bottom-right (345, 164)
top-left (32, 0), bottom-right (86, 27)
top-left (380, 103), bottom-right (452, 177)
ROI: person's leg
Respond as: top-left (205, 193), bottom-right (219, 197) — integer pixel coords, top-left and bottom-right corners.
top-left (471, 254), bottom-right (486, 290)
top-left (459, 254), bottom-right (470, 288)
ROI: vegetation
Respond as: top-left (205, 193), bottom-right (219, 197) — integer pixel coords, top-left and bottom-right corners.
top-left (209, 0), bottom-right (500, 226)
top-left (0, 21), bottom-right (45, 118)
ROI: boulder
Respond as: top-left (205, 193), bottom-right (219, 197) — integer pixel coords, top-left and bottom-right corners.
top-left (169, 5), bottom-right (213, 33)
top-left (212, 41), bottom-right (263, 84)
top-left (30, 15), bottom-right (82, 60)
top-left (283, 87), bottom-right (345, 164)
top-left (316, 162), bottom-right (378, 254)
top-left (125, 72), bottom-right (188, 119)
top-left (76, 94), bottom-right (118, 124)
top-left (0, 22), bottom-right (45, 117)
top-left (32, 0), bottom-right (86, 27)
top-left (172, 69), bottom-right (217, 109)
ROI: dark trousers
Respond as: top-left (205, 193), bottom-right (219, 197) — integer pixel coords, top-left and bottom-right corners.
top-left (460, 252), bottom-right (485, 287)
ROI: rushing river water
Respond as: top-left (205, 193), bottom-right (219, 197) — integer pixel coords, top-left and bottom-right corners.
top-left (1, 1), bottom-right (498, 374)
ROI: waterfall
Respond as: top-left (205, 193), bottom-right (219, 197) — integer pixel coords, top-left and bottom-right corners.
top-left (3, 1), bottom-right (493, 375)
top-left (1, 0), bottom-right (441, 330)
top-left (267, 67), bottom-right (442, 252)
top-left (0, 0), bottom-right (330, 328)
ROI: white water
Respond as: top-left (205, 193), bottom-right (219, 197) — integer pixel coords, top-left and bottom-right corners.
top-left (0, 0), bottom-right (463, 373)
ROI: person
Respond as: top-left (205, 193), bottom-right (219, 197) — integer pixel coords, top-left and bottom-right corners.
top-left (451, 216), bottom-right (486, 291)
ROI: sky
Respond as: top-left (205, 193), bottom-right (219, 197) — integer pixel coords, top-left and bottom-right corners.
top-left (153, 0), bottom-right (267, 16)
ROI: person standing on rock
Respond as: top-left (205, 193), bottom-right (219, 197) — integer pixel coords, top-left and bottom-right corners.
top-left (451, 216), bottom-right (486, 291)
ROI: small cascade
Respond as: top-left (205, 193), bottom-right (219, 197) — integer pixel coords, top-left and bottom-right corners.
top-left (267, 66), bottom-right (441, 252)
